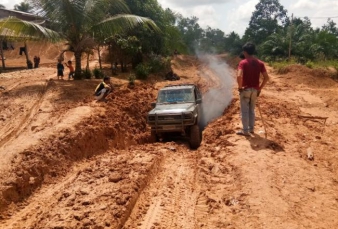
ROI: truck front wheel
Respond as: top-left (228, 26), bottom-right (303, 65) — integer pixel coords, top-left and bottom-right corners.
top-left (189, 125), bottom-right (201, 149)
top-left (150, 131), bottom-right (158, 143)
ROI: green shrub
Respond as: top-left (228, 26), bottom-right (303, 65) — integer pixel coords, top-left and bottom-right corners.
top-left (269, 59), bottom-right (297, 74)
top-left (163, 56), bottom-right (172, 71)
top-left (128, 74), bottom-right (136, 85)
top-left (92, 67), bottom-right (104, 79)
top-left (305, 61), bottom-right (314, 69)
top-left (135, 64), bottom-right (150, 80)
top-left (148, 54), bottom-right (164, 73)
top-left (82, 68), bottom-right (92, 79)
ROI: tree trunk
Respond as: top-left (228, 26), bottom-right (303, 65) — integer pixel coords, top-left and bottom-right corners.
top-left (24, 41), bottom-right (33, 69)
top-left (0, 39), bottom-right (5, 70)
top-left (74, 50), bottom-right (82, 80)
top-left (97, 45), bottom-right (102, 70)
top-left (86, 52), bottom-right (90, 70)
top-left (108, 44), bottom-right (112, 69)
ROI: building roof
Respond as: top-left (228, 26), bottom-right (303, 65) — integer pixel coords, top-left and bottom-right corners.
top-left (0, 8), bottom-right (45, 24)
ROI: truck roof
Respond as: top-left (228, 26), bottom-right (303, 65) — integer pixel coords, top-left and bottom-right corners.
top-left (160, 84), bottom-right (196, 91)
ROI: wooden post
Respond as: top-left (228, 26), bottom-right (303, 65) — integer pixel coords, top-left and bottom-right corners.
top-left (97, 45), bottom-right (102, 70)
top-left (24, 40), bottom-right (34, 69)
top-left (0, 39), bottom-right (5, 70)
top-left (288, 14), bottom-right (293, 60)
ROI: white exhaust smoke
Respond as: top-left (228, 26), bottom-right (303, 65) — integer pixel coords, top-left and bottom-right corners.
top-left (198, 55), bottom-right (235, 128)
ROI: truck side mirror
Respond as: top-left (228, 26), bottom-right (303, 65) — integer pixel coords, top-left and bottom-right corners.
top-left (151, 102), bottom-right (156, 108)
top-left (196, 99), bottom-right (202, 104)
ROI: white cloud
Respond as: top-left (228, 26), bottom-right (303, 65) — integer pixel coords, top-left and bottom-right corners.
top-left (161, 0), bottom-right (233, 8)
top-left (291, 0), bottom-right (316, 10)
top-left (288, 0), bottom-right (338, 29)
top-left (2, 0), bottom-right (21, 9)
top-left (158, 1), bottom-right (221, 30)
top-left (192, 5), bottom-right (219, 28)
top-left (225, 0), bottom-right (257, 35)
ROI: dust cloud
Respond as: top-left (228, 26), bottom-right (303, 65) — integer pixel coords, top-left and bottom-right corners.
top-left (198, 55), bottom-right (235, 128)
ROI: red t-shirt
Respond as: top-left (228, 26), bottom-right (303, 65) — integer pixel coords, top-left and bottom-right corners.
top-left (66, 64), bottom-right (74, 72)
top-left (238, 58), bottom-right (266, 90)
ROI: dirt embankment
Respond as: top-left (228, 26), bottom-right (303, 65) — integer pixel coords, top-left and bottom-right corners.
top-left (0, 52), bottom-right (338, 229)
top-left (0, 66), bottom-right (157, 215)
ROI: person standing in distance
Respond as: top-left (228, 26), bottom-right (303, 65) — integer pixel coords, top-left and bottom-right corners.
top-left (57, 59), bottom-right (64, 80)
top-left (237, 42), bottom-right (269, 136)
top-left (65, 60), bottom-right (75, 80)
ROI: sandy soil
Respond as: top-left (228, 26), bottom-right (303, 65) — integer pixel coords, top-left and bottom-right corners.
top-left (0, 46), bottom-right (337, 229)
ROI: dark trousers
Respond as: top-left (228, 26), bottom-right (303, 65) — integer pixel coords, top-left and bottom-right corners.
top-left (19, 47), bottom-right (26, 55)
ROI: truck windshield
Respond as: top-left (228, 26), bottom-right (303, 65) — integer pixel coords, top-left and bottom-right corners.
top-left (157, 88), bottom-right (195, 103)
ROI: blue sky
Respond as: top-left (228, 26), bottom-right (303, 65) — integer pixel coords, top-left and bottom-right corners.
top-left (3, 0), bottom-right (338, 36)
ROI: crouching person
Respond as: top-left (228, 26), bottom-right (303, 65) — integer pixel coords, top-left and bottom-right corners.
top-left (94, 76), bottom-right (112, 102)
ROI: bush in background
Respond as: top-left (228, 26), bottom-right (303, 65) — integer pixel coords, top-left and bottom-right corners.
top-left (148, 54), bottom-right (171, 73)
top-left (135, 64), bottom-right (150, 80)
top-left (128, 73), bottom-right (136, 86)
top-left (305, 61), bottom-right (314, 69)
top-left (92, 67), bottom-right (104, 79)
top-left (82, 68), bottom-right (92, 79)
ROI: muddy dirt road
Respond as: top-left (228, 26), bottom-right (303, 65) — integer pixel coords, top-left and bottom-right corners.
top-left (0, 53), bottom-right (338, 229)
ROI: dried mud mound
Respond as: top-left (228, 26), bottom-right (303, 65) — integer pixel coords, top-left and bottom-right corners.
top-left (2, 146), bottom-right (162, 229)
top-left (107, 83), bottom-right (157, 146)
top-left (275, 64), bottom-right (337, 88)
top-left (0, 82), bottom-right (156, 214)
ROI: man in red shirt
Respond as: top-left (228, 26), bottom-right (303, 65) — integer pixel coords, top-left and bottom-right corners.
top-left (237, 42), bottom-right (269, 136)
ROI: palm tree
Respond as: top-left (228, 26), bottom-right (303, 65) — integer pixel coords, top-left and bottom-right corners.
top-left (34, 0), bottom-right (160, 79)
top-left (261, 32), bottom-right (289, 59)
top-left (14, 1), bottom-right (33, 13)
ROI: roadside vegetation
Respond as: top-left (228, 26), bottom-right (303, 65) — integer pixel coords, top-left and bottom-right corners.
top-left (222, 0), bottom-right (338, 77)
top-left (0, 0), bottom-right (230, 80)
top-left (1, 0), bottom-right (338, 79)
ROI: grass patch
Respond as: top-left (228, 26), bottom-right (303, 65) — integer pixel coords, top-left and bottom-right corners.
top-left (269, 59), bottom-right (338, 79)
top-left (268, 59), bottom-right (297, 74)
top-left (309, 60), bottom-right (338, 70)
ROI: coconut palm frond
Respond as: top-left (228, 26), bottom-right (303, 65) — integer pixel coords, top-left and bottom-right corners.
top-left (88, 0), bottom-right (130, 16)
top-left (0, 17), bottom-right (61, 41)
top-left (91, 14), bottom-right (161, 36)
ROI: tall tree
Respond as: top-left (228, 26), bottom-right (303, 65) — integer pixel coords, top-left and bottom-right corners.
top-left (14, 1), bottom-right (33, 13)
top-left (224, 31), bottom-right (243, 55)
top-left (312, 30), bottom-right (338, 60)
top-left (199, 27), bottom-right (226, 54)
top-left (322, 18), bottom-right (338, 36)
top-left (243, 0), bottom-right (288, 45)
top-left (124, 0), bottom-right (183, 56)
top-left (31, 0), bottom-right (159, 80)
top-left (176, 16), bottom-right (203, 54)
top-left (261, 32), bottom-right (288, 59)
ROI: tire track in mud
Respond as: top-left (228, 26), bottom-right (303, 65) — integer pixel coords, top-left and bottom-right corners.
top-left (199, 65), bottom-right (221, 89)
top-left (122, 55), bottom-right (234, 229)
top-left (0, 79), bottom-right (53, 149)
top-left (123, 146), bottom-right (200, 229)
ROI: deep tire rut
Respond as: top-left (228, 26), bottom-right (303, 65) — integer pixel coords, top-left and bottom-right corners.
top-left (123, 146), bottom-right (200, 229)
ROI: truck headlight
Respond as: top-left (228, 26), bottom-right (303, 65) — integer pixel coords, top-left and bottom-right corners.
top-left (183, 113), bottom-right (193, 119)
